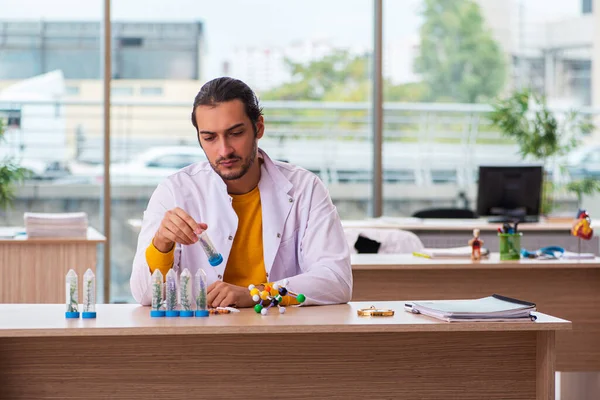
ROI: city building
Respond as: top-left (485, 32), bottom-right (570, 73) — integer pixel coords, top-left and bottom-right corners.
top-left (0, 20), bottom-right (205, 80)
top-left (476, 0), bottom-right (595, 107)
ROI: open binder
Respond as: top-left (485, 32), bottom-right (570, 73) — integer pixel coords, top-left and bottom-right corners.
top-left (404, 294), bottom-right (537, 322)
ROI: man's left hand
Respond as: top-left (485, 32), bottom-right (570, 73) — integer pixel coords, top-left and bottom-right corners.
top-left (207, 281), bottom-right (255, 308)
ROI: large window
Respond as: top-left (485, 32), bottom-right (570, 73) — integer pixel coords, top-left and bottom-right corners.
top-left (107, 0), bottom-right (374, 302)
top-left (2, 0), bottom-right (597, 303)
top-left (0, 4), bottom-right (105, 295)
top-left (382, 0), bottom-right (594, 217)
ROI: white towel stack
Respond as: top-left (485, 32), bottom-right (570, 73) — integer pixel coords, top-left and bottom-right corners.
top-left (24, 212), bottom-right (88, 238)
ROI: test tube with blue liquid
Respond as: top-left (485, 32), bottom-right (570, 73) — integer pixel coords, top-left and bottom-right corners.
top-left (179, 268), bottom-right (194, 317)
top-left (165, 269), bottom-right (180, 317)
top-left (195, 268), bottom-right (209, 317)
top-left (197, 231), bottom-right (223, 267)
top-left (82, 268), bottom-right (97, 318)
top-left (65, 269), bottom-right (80, 318)
top-left (150, 269), bottom-right (165, 317)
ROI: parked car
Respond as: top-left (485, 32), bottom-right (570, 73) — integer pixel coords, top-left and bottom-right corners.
top-left (16, 159), bottom-right (71, 181)
top-left (65, 146), bottom-right (207, 185)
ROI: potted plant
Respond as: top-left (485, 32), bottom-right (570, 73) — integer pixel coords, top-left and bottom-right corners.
top-left (489, 89), bottom-right (595, 215)
top-left (0, 119), bottom-right (32, 210)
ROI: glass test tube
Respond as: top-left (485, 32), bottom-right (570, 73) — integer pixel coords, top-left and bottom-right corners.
top-left (150, 269), bottom-right (165, 317)
top-left (195, 268), bottom-right (209, 317)
top-left (179, 268), bottom-right (194, 317)
top-left (165, 269), bottom-right (180, 317)
top-left (82, 268), bottom-right (97, 318)
top-left (197, 231), bottom-right (223, 266)
top-left (65, 269), bottom-right (80, 318)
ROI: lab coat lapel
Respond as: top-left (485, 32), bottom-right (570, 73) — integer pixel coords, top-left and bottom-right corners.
top-left (258, 150), bottom-right (293, 276)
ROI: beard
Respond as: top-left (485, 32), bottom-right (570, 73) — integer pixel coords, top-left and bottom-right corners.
top-left (210, 140), bottom-right (258, 181)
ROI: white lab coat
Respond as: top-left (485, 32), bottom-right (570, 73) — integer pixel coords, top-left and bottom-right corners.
top-left (130, 149), bottom-right (352, 306)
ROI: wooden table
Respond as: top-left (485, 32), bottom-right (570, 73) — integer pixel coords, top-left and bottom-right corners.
top-left (0, 227), bottom-right (105, 303)
top-left (351, 253), bottom-right (600, 399)
top-left (0, 303), bottom-right (568, 400)
top-left (343, 217), bottom-right (600, 253)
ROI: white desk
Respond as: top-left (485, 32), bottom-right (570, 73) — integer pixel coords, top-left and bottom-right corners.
top-left (343, 217), bottom-right (600, 254)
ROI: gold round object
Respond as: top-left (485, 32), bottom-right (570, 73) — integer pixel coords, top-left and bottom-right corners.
top-left (357, 305), bottom-right (395, 317)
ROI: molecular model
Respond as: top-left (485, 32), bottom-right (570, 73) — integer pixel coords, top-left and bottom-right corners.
top-left (248, 279), bottom-right (306, 315)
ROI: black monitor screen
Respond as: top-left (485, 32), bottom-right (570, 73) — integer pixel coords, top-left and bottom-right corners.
top-left (476, 165), bottom-right (543, 219)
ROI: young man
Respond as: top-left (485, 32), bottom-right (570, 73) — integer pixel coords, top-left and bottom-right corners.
top-left (130, 77), bottom-right (352, 308)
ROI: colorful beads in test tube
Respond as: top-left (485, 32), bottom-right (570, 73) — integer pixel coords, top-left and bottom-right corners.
top-left (195, 268), bottom-right (209, 317)
top-left (197, 231), bottom-right (223, 267)
top-left (165, 269), bottom-right (180, 317)
top-left (65, 269), bottom-right (80, 318)
top-left (179, 268), bottom-right (194, 317)
top-left (150, 269), bottom-right (165, 317)
top-left (82, 268), bottom-right (97, 318)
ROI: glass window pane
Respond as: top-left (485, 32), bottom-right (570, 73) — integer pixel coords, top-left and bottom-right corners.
top-left (0, 5), bottom-right (105, 300)
top-left (140, 86), bottom-right (163, 96)
top-left (111, 86), bottom-right (134, 96)
top-left (383, 0), bottom-right (590, 218)
top-left (109, 0), bottom-right (373, 302)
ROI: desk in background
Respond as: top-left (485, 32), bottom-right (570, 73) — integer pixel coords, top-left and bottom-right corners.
top-left (0, 303), bottom-right (568, 400)
top-left (0, 227), bottom-right (105, 303)
top-left (343, 217), bottom-right (600, 254)
top-left (351, 253), bottom-right (600, 400)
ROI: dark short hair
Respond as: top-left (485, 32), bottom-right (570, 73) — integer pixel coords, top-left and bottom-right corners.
top-left (191, 77), bottom-right (263, 134)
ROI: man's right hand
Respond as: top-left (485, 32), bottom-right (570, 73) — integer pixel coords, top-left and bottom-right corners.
top-left (152, 207), bottom-right (208, 253)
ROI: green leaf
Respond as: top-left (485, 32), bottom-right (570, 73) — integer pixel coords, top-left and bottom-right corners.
top-left (566, 178), bottom-right (600, 204)
top-left (414, 0), bottom-right (506, 103)
top-left (488, 88), bottom-right (592, 162)
top-left (0, 119), bottom-right (33, 209)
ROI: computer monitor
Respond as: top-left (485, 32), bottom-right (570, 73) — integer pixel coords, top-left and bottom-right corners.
top-left (476, 165), bottom-right (543, 223)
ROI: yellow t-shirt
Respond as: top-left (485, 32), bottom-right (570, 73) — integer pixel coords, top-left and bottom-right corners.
top-left (223, 185), bottom-right (267, 286)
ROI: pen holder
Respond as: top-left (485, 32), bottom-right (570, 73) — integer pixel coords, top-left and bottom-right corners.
top-left (498, 233), bottom-right (522, 260)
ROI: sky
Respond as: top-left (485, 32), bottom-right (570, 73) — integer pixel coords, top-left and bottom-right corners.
top-left (0, 0), bottom-right (581, 79)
